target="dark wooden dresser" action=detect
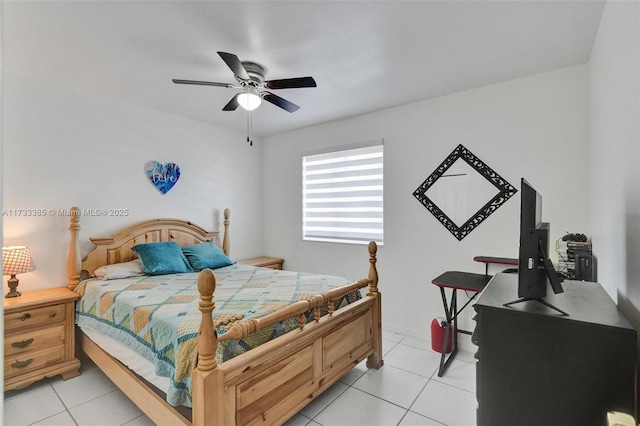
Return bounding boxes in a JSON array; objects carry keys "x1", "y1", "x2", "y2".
[{"x1": 473, "y1": 273, "x2": 637, "y2": 426}]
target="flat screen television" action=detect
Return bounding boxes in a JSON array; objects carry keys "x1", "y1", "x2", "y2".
[{"x1": 504, "y1": 178, "x2": 568, "y2": 316}]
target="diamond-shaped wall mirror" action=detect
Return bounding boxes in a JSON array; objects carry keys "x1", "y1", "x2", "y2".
[{"x1": 413, "y1": 144, "x2": 517, "y2": 241}]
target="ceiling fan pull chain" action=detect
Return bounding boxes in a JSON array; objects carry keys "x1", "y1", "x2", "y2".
[
  {"x1": 246, "y1": 111, "x2": 250, "y2": 144},
  {"x1": 249, "y1": 112, "x2": 253, "y2": 146},
  {"x1": 246, "y1": 111, "x2": 253, "y2": 146}
]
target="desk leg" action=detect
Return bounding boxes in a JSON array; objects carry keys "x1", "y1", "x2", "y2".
[{"x1": 438, "y1": 288, "x2": 459, "y2": 377}]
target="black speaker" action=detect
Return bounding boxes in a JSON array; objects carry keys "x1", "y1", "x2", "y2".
[{"x1": 574, "y1": 250, "x2": 593, "y2": 281}]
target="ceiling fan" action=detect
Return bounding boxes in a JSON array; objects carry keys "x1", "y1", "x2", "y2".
[{"x1": 173, "y1": 51, "x2": 316, "y2": 113}]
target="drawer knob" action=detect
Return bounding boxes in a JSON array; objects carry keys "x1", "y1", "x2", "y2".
[
  {"x1": 49, "y1": 312, "x2": 57, "y2": 318},
  {"x1": 19, "y1": 313, "x2": 31, "y2": 321},
  {"x1": 11, "y1": 338, "x2": 34, "y2": 349},
  {"x1": 11, "y1": 359, "x2": 33, "y2": 369}
]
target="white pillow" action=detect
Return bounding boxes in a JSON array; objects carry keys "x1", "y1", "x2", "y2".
[{"x1": 93, "y1": 259, "x2": 144, "y2": 280}]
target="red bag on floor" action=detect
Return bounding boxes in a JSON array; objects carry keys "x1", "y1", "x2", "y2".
[{"x1": 431, "y1": 318, "x2": 453, "y2": 353}]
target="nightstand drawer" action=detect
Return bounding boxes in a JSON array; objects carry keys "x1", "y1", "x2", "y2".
[
  {"x1": 5, "y1": 324, "x2": 65, "y2": 356},
  {"x1": 5, "y1": 303, "x2": 65, "y2": 332},
  {"x1": 4, "y1": 345, "x2": 65, "y2": 378},
  {"x1": 3, "y1": 288, "x2": 81, "y2": 391}
]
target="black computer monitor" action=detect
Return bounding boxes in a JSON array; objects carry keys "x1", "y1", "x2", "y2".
[{"x1": 504, "y1": 178, "x2": 567, "y2": 315}]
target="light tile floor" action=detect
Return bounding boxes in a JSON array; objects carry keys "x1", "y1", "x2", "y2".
[{"x1": 4, "y1": 331, "x2": 477, "y2": 426}]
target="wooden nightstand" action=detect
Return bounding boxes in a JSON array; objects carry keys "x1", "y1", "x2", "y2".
[
  {"x1": 237, "y1": 256, "x2": 284, "y2": 270},
  {"x1": 4, "y1": 287, "x2": 81, "y2": 391}
]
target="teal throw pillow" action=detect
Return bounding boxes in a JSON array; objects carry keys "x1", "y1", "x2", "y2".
[
  {"x1": 131, "y1": 241, "x2": 194, "y2": 275},
  {"x1": 181, "y1": 241, "x2": 233, "y2": 271}
]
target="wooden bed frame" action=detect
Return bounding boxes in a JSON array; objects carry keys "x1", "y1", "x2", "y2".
[{"x1": 66, "y1": 207, "x2": 383, "y2": 425}]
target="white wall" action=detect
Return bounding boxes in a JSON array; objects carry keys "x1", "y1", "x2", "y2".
[
  {"x1": 2, "y1": 74, "x2": 264, "y2": 291},
  {"x1": 263, "y1": 65, "x2": 590, "y2": 340},
  {"x1": 0, "y1": 0, "x2": 5, "y2": 402},
  {"x1": 589, "y1": 0, "x2": 640, "y2": 322}
]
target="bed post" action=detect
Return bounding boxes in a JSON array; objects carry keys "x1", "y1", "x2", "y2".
[
  {"x1": 366, "y1": 241, "x2": 384, "y2": 369},
  {"x1": 222, "y1": 208, "x2": 230, "y2": 256},
  {"x1": 68, "y1": 207, "x2": 81, "y2": 291},
  {"x1": 192, "y1": 269, "x2": 226, "y2": 425}
]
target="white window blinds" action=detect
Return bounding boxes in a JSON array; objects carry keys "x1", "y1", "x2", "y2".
[{"x1": 303, "y1": 142, "x2": 383, "y2": 245}]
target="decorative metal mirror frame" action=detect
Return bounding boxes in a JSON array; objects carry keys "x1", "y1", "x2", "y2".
[{"x1": 413, "y1": 144, "x2": 517, "y2": 241}]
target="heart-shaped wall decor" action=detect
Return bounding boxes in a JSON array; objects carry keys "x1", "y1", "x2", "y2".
[{"x1": 144, "y1": 161, "x2": 181, "y2": 195}]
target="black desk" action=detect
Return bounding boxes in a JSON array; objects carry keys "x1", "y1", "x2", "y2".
[
  {"x1": 431, "y1": 271, "x2": 492, "y2": 376},
  {"x1": 473, "y1": 256, "x2": 518, "y2": 275}
]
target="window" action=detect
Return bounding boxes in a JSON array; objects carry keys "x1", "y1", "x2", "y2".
[{"x1": 302, "y1": 141, "x2": 383, "y2": 245}]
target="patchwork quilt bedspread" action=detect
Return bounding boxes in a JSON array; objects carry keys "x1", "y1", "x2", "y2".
[{"x1": 75, "y1": 264, "x2": 359, "y2": 407}]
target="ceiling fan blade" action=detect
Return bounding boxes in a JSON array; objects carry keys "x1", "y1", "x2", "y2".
[
  {"x1": 264, "y1": 77, "x2": 317, "y2": 90},
  {"x1": 262, "y1": 91, "x2": 300, "y2": 113},
  {"x1": 172, "y1": 79, "x2": 234, "y2": 88},
  {"x1": 217, "y1": 51, "x2": 250, "y2": 81},
  {"x1": 222, "y1": 94, "x2": 240, "y2": 111}
]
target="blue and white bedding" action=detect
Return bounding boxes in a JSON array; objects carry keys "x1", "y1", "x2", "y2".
[{"x1": 75, "y1": 264, "x2": 359, "y2": 407}]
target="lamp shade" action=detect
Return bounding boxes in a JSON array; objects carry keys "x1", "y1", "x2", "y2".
[
  {"x1": 2, "y1": 246, "x2": 36, "y2": 276},
  {"x1": 237, "y1": 89, "x2": 262, "y2": 111}
]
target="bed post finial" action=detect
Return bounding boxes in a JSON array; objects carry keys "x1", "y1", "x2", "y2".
[
  {"x1": 68, "y1": 207, "x2": 81, "y2": 291},
  {"x1": 196, "y1": 269, "x2": 218, "y2": 372},
  {"x1": 367, "y1": 241, "x2": 378, "y2": 295},
  {"x1": 222, "y1": 208, "x2": 231, "y2": 256}
]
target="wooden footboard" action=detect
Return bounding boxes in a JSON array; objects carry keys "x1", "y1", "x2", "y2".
[
  {"x1": 68, "y1": 208, "x2": 382, "y2": 425},
  {"x1": 192, "y1": 242, "x2": 382, "y2": 425}
]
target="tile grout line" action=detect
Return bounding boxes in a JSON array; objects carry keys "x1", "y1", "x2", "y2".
[
  {"x1": 401, "y1": 378, "x2": 448, "y2": 426},
  {"x1": 46, "y1": 377, "x2": 80, "y2": 426},
  {"x1": 310, "y1": 365, "x2": 411, "y2": 426}
]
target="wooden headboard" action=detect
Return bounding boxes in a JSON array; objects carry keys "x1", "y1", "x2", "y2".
[{"x1": 67, "y1": 207, "x2": 230, "y2": 290}]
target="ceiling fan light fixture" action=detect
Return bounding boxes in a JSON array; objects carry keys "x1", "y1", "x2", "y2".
[
  {"x1": 237, "y1": 88, "x2": 262, "y2": 111},
  {"x1": 173, "y1": 51, "x2": 314, "y2": 114}
]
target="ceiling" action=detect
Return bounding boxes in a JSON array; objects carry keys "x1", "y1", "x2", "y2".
[{"x1": 3, "y1": 1, "x2": 605, "y2": 137}]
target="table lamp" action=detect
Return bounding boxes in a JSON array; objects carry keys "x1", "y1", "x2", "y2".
[{"x1": 2, "y1": 246, "x2": 36, "y2": 298}]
